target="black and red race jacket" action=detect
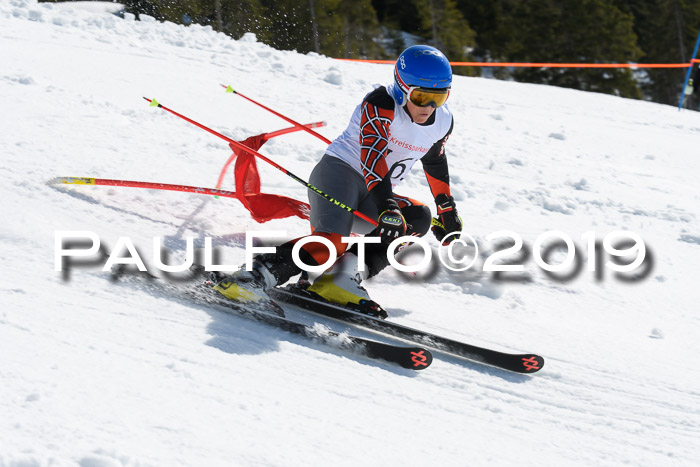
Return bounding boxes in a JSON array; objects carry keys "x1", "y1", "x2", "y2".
[{"x1": 325, "y1": 83, "x2": 453, "y2": 209}]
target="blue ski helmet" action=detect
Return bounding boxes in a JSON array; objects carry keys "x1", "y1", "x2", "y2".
[{"x1": 393, "y1": 45, "x2": 452, "y2": 106}]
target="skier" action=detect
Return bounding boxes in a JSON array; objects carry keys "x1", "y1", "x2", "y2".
[{"x1": 215, "y1": 45, "x2": 463, "y2": 317}]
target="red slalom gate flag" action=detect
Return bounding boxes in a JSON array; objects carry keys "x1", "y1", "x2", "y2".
[{"x1": 226, "y1": 134, "x2": 310, "y2": 223}]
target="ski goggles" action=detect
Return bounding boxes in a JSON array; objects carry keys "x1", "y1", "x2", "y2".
[{"x1": 407, "y1": 86, "x2": 450, "y2": 108}]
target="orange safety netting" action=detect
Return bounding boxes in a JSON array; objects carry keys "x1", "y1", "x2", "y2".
[{"x1": 337, "y1": 58, "x2": 699, "y2": 68}]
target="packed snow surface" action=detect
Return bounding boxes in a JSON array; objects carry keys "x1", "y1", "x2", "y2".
[{"x1": 2, "y1": 1, "x2": 700, "y2": 466}]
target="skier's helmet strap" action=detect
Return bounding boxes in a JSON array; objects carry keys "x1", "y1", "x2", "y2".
[{"x1": 393, "y1": 45, "x2": 452, "y2": 106}]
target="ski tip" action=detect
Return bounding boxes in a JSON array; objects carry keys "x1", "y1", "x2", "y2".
[
  {"x1": 405, "y1": 348, "x2": 433, "y2": 370},
  {"x1": 518, "y1": 354, "x2": 545, "y2": 373}
]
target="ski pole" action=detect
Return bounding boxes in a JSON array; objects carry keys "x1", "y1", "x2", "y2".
[
  {"x1": 221, "y1": 85, "x2": 332, "y2": 145},
  {"x1": 144, "y1": 98, "x2": 378, "y2": 227}
]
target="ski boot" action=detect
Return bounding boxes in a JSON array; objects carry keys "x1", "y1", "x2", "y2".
[
  {"x1": 213, "y1": 267, "x2": 275, "y2": 303},
  {"x1": 213, "y1": 251, "x2": 299, "y2": 303},
  {"x1": 307, "y1": 252, "x2": 387, "y2": 319}
]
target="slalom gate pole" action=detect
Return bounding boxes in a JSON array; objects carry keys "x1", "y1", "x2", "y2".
[
  {"x1": 264, "y1": 122, "x2": 326, "y2": 139},
  {"x1": 143, "y1": 97, "x2": 378, "y2": 227},
  {"x1": 679, "y1": 30, "x2": 700, "y2": 110},
  {"x1": 221, "y1": 85, "x2": 332, "y2": 145},
  {"x1": 49, "y1": 177, "x2": 243, "y2": 199}
]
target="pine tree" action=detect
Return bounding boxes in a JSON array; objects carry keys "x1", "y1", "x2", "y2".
[
  {"x1": 623, "y1": 0, "x2": 700, "y2": 104},
  {"x1": 413, "y1": 0, "x2": 477, "y2": 75},
  {"x1": 318, "y1": 0, "x2": 384, "y2": 58},
  {"x1": 487, "y1": 0, "x2": 643, "y2": 98},
  {"x1": 258, "y1": 0, "x2": 315, "y2": 52},
  {"x1": 218, "y1": 0, "x2": 272, "y2": 41}
]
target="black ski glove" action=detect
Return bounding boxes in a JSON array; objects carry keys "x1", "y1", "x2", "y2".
[
  {"x1": 377, "y1": 199, "x2": 407, "y2": 244},
  {"x1": 431, "y1": 194, "x2": 462, "y2": 245}
]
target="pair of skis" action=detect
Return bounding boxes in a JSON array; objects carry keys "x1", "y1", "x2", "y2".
[
  {"x1": 269, "y1": 285, "x2": 544, "y2": 374},
  {"x1": 180, "y1": 278, "x2": 544, "y2": 374}
]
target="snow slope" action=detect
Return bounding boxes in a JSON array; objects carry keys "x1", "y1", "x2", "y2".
[{"x1": 2, "y1": 1, "x2": 700, "y2": 465}]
